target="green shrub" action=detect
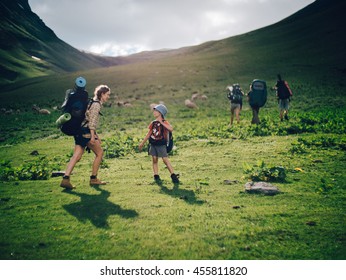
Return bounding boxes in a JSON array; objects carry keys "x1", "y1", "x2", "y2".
[
  {"x1": 103, "y1": 132, "x2": 139, "y2": 158},
  {"x1": 243, "y1": 161, "x2": 286, "y2": 182},
  {"x1": 289, "y1": 143, "x2": 308, "y2": 154},
  {"x1": 0, "y1": 157, "x2": 52, "y2": 181},
  {"x1": 17, "y1": 157, "x2": 51, "y2": 180},
  {"x1": 315, "y1": 178, "x2": 338, "y2": 194},
  {"x1": 297, "y1": 136, "x2": 346, "y2": 150},
  {"x1": 0, "y1": 160, "x2": 17, "y2": 181}
]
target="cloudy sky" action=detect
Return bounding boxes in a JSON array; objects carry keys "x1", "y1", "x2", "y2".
[{"x1": 28, "y1": 0, "x2": 314, "y2": 57}]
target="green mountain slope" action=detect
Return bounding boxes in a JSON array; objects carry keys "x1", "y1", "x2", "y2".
[
  {"x1": 0, "y1": 0, "x2": 120, "y2": 85},
  {"x1": 161, "y1": 0, "x2": 346, "y2": 83},
  {"x1": 1, "y1": 0, "x2": 345, "y2": 104},
  {"x1": 78, "y1": 0, "x2": 346, "y2": 93}
]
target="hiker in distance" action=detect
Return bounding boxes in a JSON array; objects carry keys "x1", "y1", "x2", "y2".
[
  {"x1": 60, "y1": 82, "x2": 111, "y2": 189},
  {"x1": 226, "y1": 83, "x2": 244, "y2": 125},
  {"x1": 274, "y1": 74, "x2": 293, "y2": 121},
  {"x1": 139, "y1": 104, "x2": 180, "y2": 184},
  {"x1": 247, "y1": 79, "x2": 268, "y2": 125},
  {"x1": 247, "y1": 83, "x2": 260, "y2": 124}
]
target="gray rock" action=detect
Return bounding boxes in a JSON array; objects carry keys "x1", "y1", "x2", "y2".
[{"x1": 245, "y1": 181, "x2": 280, "y2": 195}]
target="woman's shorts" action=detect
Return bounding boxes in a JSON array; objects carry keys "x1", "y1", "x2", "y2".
[
  {"x1": 279, "y1": 99, "x2": 290, "y2": 110},
  {"x1": 149, "y1": 144, "x2": 168, "y2": 158},
  {"x1": 74, "y1": 127, "x2": 92, "y2": 148}
]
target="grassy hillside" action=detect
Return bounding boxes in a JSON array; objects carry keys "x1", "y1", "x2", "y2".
[
  {"x1": 0, "y1": 0, "x2": 345, "y2": 260},
  {"x1": 0, "y1": 0, "x2": 121, "y2": 85},
  {"x1": 1, "y1": 0, "x2": 345, "y2": 107}
]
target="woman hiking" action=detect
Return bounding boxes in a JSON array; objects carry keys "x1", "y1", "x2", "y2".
[{"x1": 60, "y1": 84, "x2": 111, "y2": 189}]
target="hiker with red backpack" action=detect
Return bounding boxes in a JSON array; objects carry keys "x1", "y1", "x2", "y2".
[
  {"x1": 139, "y1": 104, "x2": 179, "y2": 184},
  {"x1": 274, "y1": 74, "x2": 293, "y2": 121},
  {"x1": 60, "y1": 80, "x2": 111, "y2": 189}
]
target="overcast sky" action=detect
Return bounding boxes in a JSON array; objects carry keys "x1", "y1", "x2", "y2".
[{"x1": 28, "y1": 0, "x2": 315, "y2": 57}]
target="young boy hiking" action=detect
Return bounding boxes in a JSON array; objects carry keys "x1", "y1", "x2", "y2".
[{"x1": 139, "y1": 104, "x2": 179, "y2": 184}]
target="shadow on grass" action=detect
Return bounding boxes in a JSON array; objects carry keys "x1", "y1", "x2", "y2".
[
  {"x1": 157, "y1": 181, "x2": 205, "y2": 205},
  {"x1": 62, "y1": 185, "x2": 138, "y2": 229}
]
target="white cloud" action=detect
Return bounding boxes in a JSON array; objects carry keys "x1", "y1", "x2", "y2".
[
  {"x1": 89, "y1": 42, "x2": 147, "y2": 56},
  {"x1": 204, "y1": 11, "x2": 236, "y2": 27},
  {"x1": 29, "y1": 0, "x2": 315, "y2": 56}
]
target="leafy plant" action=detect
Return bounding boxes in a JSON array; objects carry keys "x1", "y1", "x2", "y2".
[
  {"x1": 16, "y1": 157, "x2": 51, "y2": 180},
  {"x1": 0, "y1": 160, "x2": 17, "y2": 181},
  {"x1": 289, "y1": 143, "x2": 308, "y2": 154},
  {"x1": 297, "y1": 136, "x2": 346, "y2": 150},
  {"x1": 315, "y1": 178, "x2": 336, "y2": 194},
  {"x1": 103, "y1": 132, "x2": 139, "y2": 158},
  {"x1": 0, "y1": 157, "x2": 52, "y2": 181},
  {"x1": 243, "y1": 161, "x2": 286, "y2": 182}
]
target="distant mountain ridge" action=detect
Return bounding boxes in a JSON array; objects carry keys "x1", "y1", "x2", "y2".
[
  {"x1": 0, "y1": 0, "x2": 121, "y2": 85},
  {"x1": 1, "y1": 0, "x2": 345, "y2": 88}
]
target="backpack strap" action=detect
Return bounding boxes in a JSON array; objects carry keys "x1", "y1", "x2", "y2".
[
  {"x1": 87, "y1": 99, "x2": 103, "y2": 115},
  {"x1": 81, "y1": 100, "x2": 103, "y2": 127}
]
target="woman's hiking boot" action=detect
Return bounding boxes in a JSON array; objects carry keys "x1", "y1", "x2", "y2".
[
  {"x1": 90, "y1": 178, "x2": 107, "y2": 186},
  {"x1": 171, "y1": 173, "x2": 180, "y2": 184},
  {"x1": 60, "y1": 178, "x2": 75, "y2": 189}
]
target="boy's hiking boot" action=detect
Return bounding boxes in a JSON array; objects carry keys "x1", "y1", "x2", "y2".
[
  {"x1": 171, "y1": 173, "x2": 180, "y2": 184},
  {"x1": 60, "y1": 178, "x2": 75, "y2": 189},
  {"x1": 90, "y1": 178, "x2": 106, "y2": 186}
]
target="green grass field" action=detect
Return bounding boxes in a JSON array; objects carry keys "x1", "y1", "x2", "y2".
[
  {"x1": 0, "y1": 0, "x2": 345, "y2": 260},
  {"x1": 0, "y1": 81, "x2": 345, "y2": 259}
]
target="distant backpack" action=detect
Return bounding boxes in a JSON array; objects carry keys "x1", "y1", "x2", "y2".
[
  {"x1": 248, "y1": 79, "x2": 267, "y2": 108},
  {"x1": 59, "y1": 88, "x2": 89, "y2": 136},
  {"x1": 276, "y1": 80, "x2": 292, "y2": 99},
  {"x1": 149, "y1": 120, "x2": 174, "y2": 152},
  {"x1": 227, "y1": 84, "x2": 243, "y2": 104}
]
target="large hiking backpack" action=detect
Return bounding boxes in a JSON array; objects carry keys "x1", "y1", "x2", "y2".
[
  {"x1": 149, "y1": 120, "x2": 174, "y2": 153},
  {"x1": 59, "y1": 88, "x2": 89, "y2": 136},
  {"x1": 248, "y1": 79, "x2": 267, "y2": 108},
  {"x1": 227, "y1": 84, "x2": 243, "y2": 104},
  {"x1": 277, "y1": 80, "x2": 291, "y2": 99}
]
